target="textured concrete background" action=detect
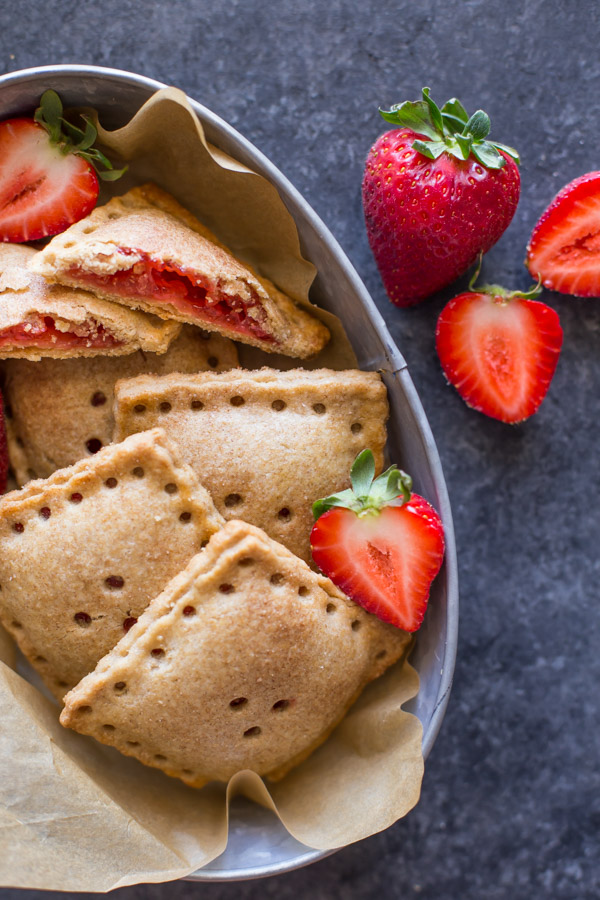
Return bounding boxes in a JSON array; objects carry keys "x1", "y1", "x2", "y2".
[{"x1": 0, "y1": 0, "x2": 599, "y2": 897}]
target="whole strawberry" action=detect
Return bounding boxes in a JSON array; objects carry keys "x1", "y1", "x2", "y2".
[{"x1": 362, "y1": 88, "x2": 520, "y2": 306}]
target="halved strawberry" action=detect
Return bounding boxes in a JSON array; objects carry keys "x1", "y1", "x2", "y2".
[
  {"x1": 526, "y1": 171, "x2": 600, "y2": 296},
  {"x1": 0, "y1": 90, "x2": 125, "y2": 243},
  {"x1": 310, "y1": 450, "x2": 444, "y2": 631},
  {"x1": 436, "y1": 272, "x2": 563, "y2": 424},
  {"x1": 0, "y1": 389, "x2": 8, "y2": 493}
]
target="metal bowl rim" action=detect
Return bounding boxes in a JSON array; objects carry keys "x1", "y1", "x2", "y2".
[{"x1": 0, "y1": 64, "x2": 459, "y2": 883}]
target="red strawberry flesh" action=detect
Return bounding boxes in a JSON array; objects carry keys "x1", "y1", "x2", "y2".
[
  {"x1": 311, "y1": 497, "x2": 444, "y2": 632},
  {"x1": 0, "y1": 119, "x2": 98, "y2": 242},
  {"x1": 436, "y1": 290, "x2": 563, "y2": 423},
  {"x1": 526, "y1": 171, "x2": 600, "y2": 296}
]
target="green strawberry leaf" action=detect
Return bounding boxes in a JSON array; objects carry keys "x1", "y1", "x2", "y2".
[
  {"x1": 312, "y1": 488, "x2": 358, "y2": 520},
  {"x1": 441, "y1": 97, "x2": 469, "y2": 127},
  {"x1": 313, "y1": 450, "x2": 413, "y2": 520},
  {"x1": 493, "y1": 141, "x2": 521, "y2": 164},
  {"x1": 421, "y1": 87, "x2": 445, "y2": 134},
  {"x1": 97, "y1": 166, "x2": 129, "y2": 181},
  {"x1": 379, "y1": 89, "x2": 520, "y2": 170},
  {"x1": 33, "y1": 90, "x2": 127, "y2": 181},
  {"x1": 350, "y1": 449, "x2": 376, "y2": 498},
  {"x1": 379, "y1": 100, "x2": 439, "y2": 140},
  {"x1": 412, "y1": 139, "x2": 447, "y2": 160},
  {"x1": 470, "y1": 142, "x2": 505, "y2": 169},
  {"x1": 463, "y1": 110, "x2": 490, "y2": 141},
  {"x1": 454, "y1": 133, "x2": 472, "y2": 159}
]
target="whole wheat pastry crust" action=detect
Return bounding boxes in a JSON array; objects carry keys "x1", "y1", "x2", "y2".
[
  {"x1": 0, "y1": 428, "x2": 224, "y2": 698},
  {"x1": 2, "y1": 324, "x2": 239, "y2": 485},
  {"x1": 113, "y1": 366, "x2": 389, "y2": 565},
  {"x1": 60, "y1": 520, "x2": 410, "y2": 786},
  {"x1": 30, "y1": 184, "x2": 330, "y2": 359},
  {"x1": 0, "y1": 244, "x2": 179, "y2": 359}
]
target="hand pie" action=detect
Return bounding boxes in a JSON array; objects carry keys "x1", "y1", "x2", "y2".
[
  {"x1": 3, "y1": 325, "x2": 238, "y2": 485},
  {"x1": 60, "y1": 520, "x2": 411, "y2": 785},
  {"x1": 30, "y1": 183, "x2": 330, "y2": 359},
  {"x1": 0, "y1": 244, "x2": 179, "y2": 359},
  {"x1": 0, "y1": 428, "x2": 223, "y2": 698},
  {"x1": 113, "y1": 367, "x2": 388, "y2": 564}
]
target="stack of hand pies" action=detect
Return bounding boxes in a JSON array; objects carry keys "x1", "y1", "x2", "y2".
[{"x1": 0, "y1": 184, "x2": 410, "y2": 787}]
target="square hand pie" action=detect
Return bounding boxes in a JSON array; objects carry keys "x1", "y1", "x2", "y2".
[
  {"x1": 0, "y1": 244, "x2": 179, "y2": 359},
  {"x1": 30, "y1": 183, "x2": 330, "y2": 359},
  {"x1": 113, "y1": 367, "x2": 388, "y2": 564},
  {"x1": 3, "y1": 324, "x2": 238, "y2": 485},
  {"x1": 60, "y1": 520, "x2": 411, "y2": 785},
  {"x1": 0, "y1": 428, "x2": 223, "y2": 698}
]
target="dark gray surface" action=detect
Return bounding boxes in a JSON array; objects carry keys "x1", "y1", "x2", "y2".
[{"x1": 0, "y1": 1, "x2": 598, "y2": 898}]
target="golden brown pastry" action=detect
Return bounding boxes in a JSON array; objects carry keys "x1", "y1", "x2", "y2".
[
  {"x1": 3, "y1": 325, "x2": 238, "y2": 485},
  {"x1": 30, "y1": 184, "x2": 330, "y2": 359},
  {"x1": 113, "y1": 367, "x2": 388, "y2": 564},
  {"x1": 0, "y1": 243, "x2": 179, "y2": 359},
  {"x1": 60, "y1": 520, "x2": 410, "y2": 785},
  {"x1": 0, "y1": 428, "x2": 223, "y2": 698}
]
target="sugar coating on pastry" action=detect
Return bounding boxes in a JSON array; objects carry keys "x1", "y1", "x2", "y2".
[
  {"x1": 2, "y1": 325, "x2": 238, "y2": 485},
  {"x1": 0, "y1": 243, "x2": 180, "y2": 359},
  {"x1": 0, "y1": 428, "x2": 224, "y2": 698},
  {"x1": 60, "y1": 520, "x2": 410, "y2": 785},
  {"x1": 30, "y1": 183, "x2": 330, "y2": 359},
  {"x1": 113, "y1": 367, "x2": 388, "y2": 564}
]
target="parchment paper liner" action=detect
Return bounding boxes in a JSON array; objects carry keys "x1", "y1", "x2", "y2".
[{"x1": 0, "y1": 87, "x2": 424, "y2": 889}]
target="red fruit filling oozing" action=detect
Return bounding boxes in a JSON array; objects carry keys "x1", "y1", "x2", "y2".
[
  {"x1": 0, "y1": 315, "x2": 122, "y2": 350},
  {"x1": 67, "y1": 253, "x2": 277, "y2": 344}
]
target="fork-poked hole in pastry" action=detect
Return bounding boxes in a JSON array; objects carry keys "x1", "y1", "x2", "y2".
[
  {"x1": 64, "y1": 255, "x2": 278, "y2": 346},
  {"x1": 0, "y1": 315, "x2": 124, "y2": 352}
]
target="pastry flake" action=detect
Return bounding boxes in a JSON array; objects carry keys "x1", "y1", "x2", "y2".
[
  {"x1": 0, "y1": 244, "x2": 179, "y2": 359},
  {"x1": 113, "y1": 367, "x2": 389, "y2": 564},
  {"x1": 0, "y1": 428, "x2": 223, "y2": 697},
  {"x1": 60, "y1": 520, "x2": 411, "y2": 785},
  {"x1": 30, "y1": 184, "x2": 330, "y2": 359},
  {"x1": 2, "y1": 324, "x2": 238, "y2": 485}
]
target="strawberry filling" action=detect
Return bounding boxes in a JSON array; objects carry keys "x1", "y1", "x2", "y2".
[
  {"x1": 0, "y1": 315, "x2": 121, "y2": 350},
  {"x1": 67, "y1": 254, "x2": 276, "y2": 344}
]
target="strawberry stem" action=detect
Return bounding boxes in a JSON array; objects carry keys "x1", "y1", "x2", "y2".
[
  {"x1": 468, "y1": 256, "x2": 543, "y2": 301},
  {"x1": 379, "y1": 87, "x2": 520, "y2": 170},
  {"x1": 34, "y1": 90, "x2": 127, "y2": 182}
]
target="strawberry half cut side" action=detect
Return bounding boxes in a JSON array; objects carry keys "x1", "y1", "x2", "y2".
[
  {"x1": 0, "y1": 90, "x2": 126, "y2": 243},
  {"x1": 436, "y1": 271, "x2": 563, "y2": 424},
  {"x1": 310, "y1": 450, "x2": 445, "y2": 631},
  {"x1": 526, "y1": 171, "x2": 600, "y2": 296},
  {"x1": 65, "y1": 255, "x2": 277, "y2": 345}
]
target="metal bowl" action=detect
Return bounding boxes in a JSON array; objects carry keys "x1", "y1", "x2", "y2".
[{"x1": 0, "y1": 65, "x2": 458, "y2": 882}]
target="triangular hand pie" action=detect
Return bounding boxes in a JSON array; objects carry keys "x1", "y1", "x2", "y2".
[
  {"x1": 113, "y1": 367, "x2": 388, "y2": 564},
  {"x1": 0, "y1": 428, "x2": 223, "y2": 697},
  {"x1": 3, "y1": 324, "x2": 238, "y2": 485},
  {"x1": 60, "y1": 520, "x2": 410, "y2": 785},
  {"x1": 30, "y1": 184, "x2": 330, "y2": 359},
  {"x1": 0, "y1": 244, "x2": 179, "y2": 359}
]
